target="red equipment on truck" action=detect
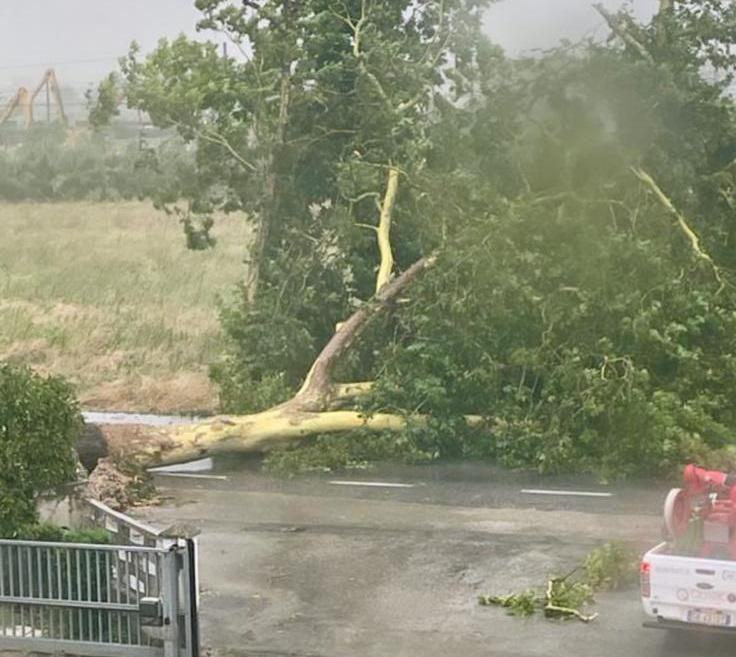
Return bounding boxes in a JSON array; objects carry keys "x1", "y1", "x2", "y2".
[{"x1": 663, "y1": 464, "x2": 736, "y2": 560}]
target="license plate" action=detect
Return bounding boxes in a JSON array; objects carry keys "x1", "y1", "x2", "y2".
[{"x1": 687, "y1": 609, "x2": 731, "y2": 627}]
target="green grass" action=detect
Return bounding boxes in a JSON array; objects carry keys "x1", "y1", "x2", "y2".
[{"x1": 0, "y1": 201, "x2": 249, "y2": 412}]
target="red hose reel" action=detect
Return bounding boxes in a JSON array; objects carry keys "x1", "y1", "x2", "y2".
[{"x1": 664, "y1": 464, "x2": 736, "y2": 559}]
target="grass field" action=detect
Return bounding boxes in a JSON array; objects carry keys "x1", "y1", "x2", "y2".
[{"x1": 0, "y1": 201, "x2": 249, "y2": 413}]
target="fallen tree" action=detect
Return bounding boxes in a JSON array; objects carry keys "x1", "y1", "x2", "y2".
[
  {"x1": 82, "y1": 170, "x2": 444, "y2": 471},
  {"x1": 144, "y1": 255, "x2": 437, "y2": 466},
  {"x1": 78, "y1": 0, "x2": 736, "y2": 491}
]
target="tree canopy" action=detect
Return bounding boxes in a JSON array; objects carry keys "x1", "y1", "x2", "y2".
[{"x1": 93, "y1": 0, "x2": 736, "y2": 478}]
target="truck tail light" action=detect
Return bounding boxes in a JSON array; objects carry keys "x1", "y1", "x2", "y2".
[{"x1": 640, "y1": 561, "x2": 651, "y2": 598}]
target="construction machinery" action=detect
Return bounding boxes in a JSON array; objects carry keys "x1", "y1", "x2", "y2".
[{"x1": 0, "y1": 69, "x2": 68, "y2": 129}]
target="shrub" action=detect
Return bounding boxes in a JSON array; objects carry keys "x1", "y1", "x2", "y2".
[{"x1": 0, "y1": 363, "x2": 82, "y2": 536}]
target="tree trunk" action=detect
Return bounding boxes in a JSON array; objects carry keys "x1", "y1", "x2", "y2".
[
  {"x1": 244, "y1": 1, "x2": 294, "y2": 302},
  {"x1": 79, "y1": 255, "x2": 437, "y2": 469}
]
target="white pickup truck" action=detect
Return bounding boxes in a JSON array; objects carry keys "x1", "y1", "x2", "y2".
[{"x1": 641, "y1": 542, "x2": 736, "y2": 633}]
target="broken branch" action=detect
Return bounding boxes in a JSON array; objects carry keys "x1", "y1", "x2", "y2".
[
  {"x1": 632, "y1": 167, "x2": 726, "y2": 291},
  {"x1": 376, "y1": 167, "x2": 399, "y2": 293},
  {"x1": 593, "y1": 4, "x2": 655, "y2": 66}
]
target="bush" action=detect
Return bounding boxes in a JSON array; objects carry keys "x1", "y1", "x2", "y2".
[
  {"x1": 17, "y1": 522, "x2": 110, "y2": 544},
  {"x1": 0, "y1": 363, "x2": 82, "y2": 536}
]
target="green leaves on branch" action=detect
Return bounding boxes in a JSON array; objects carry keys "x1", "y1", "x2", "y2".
[
  {"x1": 0, "y1": 363, "x2": 82, "y2": 536},
  {"x1": 479, "y1": 542, "x2": 638, "y2": 622},
  {"x1": 583, "y1": 541, "x2": 640, "y2": 591},
  {"x1": 479, "y1": 577, "x2": 596, "y2": 622}
]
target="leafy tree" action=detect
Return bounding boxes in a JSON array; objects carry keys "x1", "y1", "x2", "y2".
[
  {"x1": 91, "y1": 0, "x2": 736, "y2": 479},
  {"x1": 86, "y1": 73, "x2": 122, "y2": 131},
  {"x1": 0, "y1": 364, "x2": 82, "y2": 536},
  {"x1": 362, "y1": 0, "x2": 736, "y2": 476},
  {"x1": 117, "y1": 0, "x2": 496, "y2": 406}
]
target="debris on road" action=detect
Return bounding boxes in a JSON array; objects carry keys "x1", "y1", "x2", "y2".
[{"x1": 479, "y1": 541, "x2": 638, "y2": 622}]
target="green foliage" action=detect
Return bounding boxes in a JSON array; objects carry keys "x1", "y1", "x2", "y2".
[
  {"x1": 479, "y1": 575, "x2": 596, "y2": 621},
  {"x1": 17, "y1": 522, "x2": 110, "y2": 544},
  {"x1": 583, "y1": 541, "x2": 639, "y2": 591},
  {"x1": 86, "y1": 73, "x2": 122, "y2": 130},
  {"x1": 0, "y1": 125, "x2": 194, "y2": 203},
  {"x1": 213, "y1": 367, "x2": 293, "y2": 415},
  {"x1": 546, "y1": 577, "x2": 595, "y2": 617},
  {"x1": 118, "y1": 0, "x2": 495, "y2": 413},
  {"x1": 480, "y1": 542, "x2": 637, "y2": 622},
  {"x1": 364, "y1": 8, "x2": 736, "y2": 476},
  {"x1": 479, "y1": 590, "x2": 537, "y2": 617},
  {"x1": 110, "y1": 1, "x2": 736, "y2": 477},
  {"x1": 264, "y1": 426, "x2": 433, "y2": 474},
  {"x1": 0, "y1": 363, "x2": 82, "y2": 536}
]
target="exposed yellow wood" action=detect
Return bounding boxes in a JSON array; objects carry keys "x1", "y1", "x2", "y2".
[
  {"x1": 148, "y1": 409, "x2": 410, "y2": 465},
  {"x1": 632, "y1": 167, "x2": 725, "y2": 290},
  {"x1": 376, "y1": 166, "x2": 399, "y2": 293},
  {"x1": 142, "y1": 408, "x2": 485, "y2": 466}
]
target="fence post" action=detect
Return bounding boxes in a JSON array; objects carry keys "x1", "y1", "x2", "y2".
[
  {"x1": 181, "y1": 539, "x2": 199, "y2": 657},
  {"x1": 162, "y1": 547, "x2": 180, "y2": 657}
]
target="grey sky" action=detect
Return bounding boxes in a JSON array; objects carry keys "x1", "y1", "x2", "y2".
[
  {"x1": 0, "y1": 0, "x2": 659, "y2": 98},
  {"x1": 484, "y1": 0, "x2": 658, "y2": 54}
]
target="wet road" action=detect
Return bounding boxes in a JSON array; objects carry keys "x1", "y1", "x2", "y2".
[{"x1": 132, "y1": 461, "x2": 735, "y2": 657}]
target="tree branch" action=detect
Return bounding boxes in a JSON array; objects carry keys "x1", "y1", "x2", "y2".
[
  {"x1": 333, "y1": 381, "x2": 375, "y2": 400},
  {"x1": 376, "y1": 166, "x2": 399, "y2": 292},
  {"x1": 632, "y1": 167, "x2": 726, "y2": 291},
  {"x1": 593, "y1": 4, "x2": 655, "y2": 65},
  {"x1": 164, "y1": 115, "x2": 257, "y2": 172},
  {"x1": 294, "y1": 254, "x2": 437, "y2": 409},
  {"x1": 199, "y1": 126, "x2": 257, "y2": 172}
]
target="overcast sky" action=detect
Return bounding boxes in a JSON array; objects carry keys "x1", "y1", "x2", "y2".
[{"x1": 0, "y1": 0, "x2": 659, "y2": 100}]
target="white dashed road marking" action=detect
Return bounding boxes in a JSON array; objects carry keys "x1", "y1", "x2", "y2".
[
  {"x1": 329, "y1": 481, "x2": 415, "y2": 489},
  {"x1": 521, "y1": 489, "x2": 612, "y2": 498}
]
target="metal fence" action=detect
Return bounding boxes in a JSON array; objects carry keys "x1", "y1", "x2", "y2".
[
  {"x1": 0, "y1": 502, "x2": 199, "y2": 657},
  {"x1": 84, "y1": 498, "x2": 175, "y2": 550}
]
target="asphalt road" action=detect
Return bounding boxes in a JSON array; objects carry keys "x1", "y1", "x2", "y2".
[{"x1": 133, "y1": 461, "x2": 736, "y2": 657}]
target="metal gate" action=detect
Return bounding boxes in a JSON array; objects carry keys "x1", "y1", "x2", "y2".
[{"x1": 0, "y1": 538, "x2": 198, "y2": 657}]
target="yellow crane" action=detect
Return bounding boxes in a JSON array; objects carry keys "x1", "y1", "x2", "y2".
[{"x1": 0, "y1": 69, "x2": 68, "y2": 129}]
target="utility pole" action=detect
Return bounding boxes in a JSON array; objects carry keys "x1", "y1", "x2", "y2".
[{"x1": 45, "y1": 79, "x2": 50, "y2": 124}]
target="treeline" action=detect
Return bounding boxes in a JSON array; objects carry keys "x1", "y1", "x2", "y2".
[{"x1": 0, "y1": 125, "x2": 193, "y2": 202}]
